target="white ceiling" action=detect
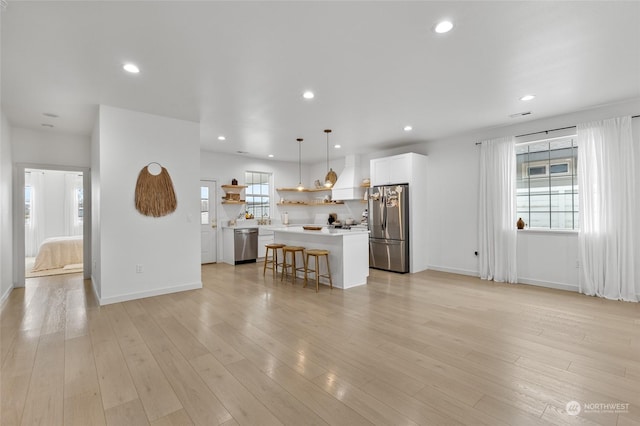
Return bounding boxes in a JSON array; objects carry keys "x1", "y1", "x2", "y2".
[{"x1": 2, "y1": 1, "x2": 639, "y2": 162}]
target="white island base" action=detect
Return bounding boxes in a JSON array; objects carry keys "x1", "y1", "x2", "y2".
[{"x1": 273, "y1": 227, "x2": 369, "y2": 289}]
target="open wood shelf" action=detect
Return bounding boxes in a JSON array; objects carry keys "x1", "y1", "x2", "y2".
[
  {"x1": 276, "y1": 187, "x2": 331, "y2": 192},
  {"x1": 277, "y1": 201, "x2": 344, "y2": 206}
]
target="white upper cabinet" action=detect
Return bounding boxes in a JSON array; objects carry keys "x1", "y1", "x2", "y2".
[{"x1": 370, "y1": 153, "x2": 413, "y2": 186}]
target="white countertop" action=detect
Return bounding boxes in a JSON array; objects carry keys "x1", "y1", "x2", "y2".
[{"x1": 273, "y1": 226, "x2": 369, "y2": 236}]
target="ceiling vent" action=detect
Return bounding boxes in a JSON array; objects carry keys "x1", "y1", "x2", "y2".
[{"x1": 509, "y1": 111, "x2": 532, "y2": 118}]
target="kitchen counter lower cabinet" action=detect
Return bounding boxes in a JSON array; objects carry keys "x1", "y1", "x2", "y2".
[
  {"x1": 273, "y1": 228, "x2": 369, "y2": 289},
  {"x1": 258, "y1": 233, "x2": 274, "y2": 259}
]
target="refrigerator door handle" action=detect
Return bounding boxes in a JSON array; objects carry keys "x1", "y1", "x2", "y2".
[{"x1": 381, "y1": 193, "x2": 387, "y2": 232}]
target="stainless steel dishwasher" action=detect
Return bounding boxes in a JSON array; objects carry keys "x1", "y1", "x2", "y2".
[{"x1": 234, "y1": 228, "x2": 258, "y2": 264}]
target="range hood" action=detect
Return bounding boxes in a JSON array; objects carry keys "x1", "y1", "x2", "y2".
[{"x1": 331, "y1": 155, "x2": 362, "y2": 200}]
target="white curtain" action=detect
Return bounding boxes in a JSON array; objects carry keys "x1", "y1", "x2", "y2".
[
  {"x1": 478, "y1": 136, "x2": 517, "y2": 283},
  {"x1": 64, "y1": 173, "x2": 83, "y2": 236},
  {"x1": 25, "y1": 171, "x2": 45, "y2": 257},
  {"x1": 577, "y1": 116, "x2": 637, "y2": 301}
]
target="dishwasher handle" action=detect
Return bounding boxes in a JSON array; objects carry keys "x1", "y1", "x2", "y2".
[{"x1": 235, "y1": 228, "x2": 258, "y2": 234}]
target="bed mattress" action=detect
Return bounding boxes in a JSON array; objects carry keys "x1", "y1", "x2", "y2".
[{"x1": 32, "y1": 236, "x2": 83, "y2": 272}]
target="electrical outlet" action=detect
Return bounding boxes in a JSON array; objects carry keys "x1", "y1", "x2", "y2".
[{"x1": 136, "y1": 264, "x2": 143, "y2": 273}]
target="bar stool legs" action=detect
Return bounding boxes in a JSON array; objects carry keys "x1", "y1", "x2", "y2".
[
  {"x1": 281, "y1": 246, "x2": 306, "y2": 284},
  {"x1": 304, "y1": 249, "x2": 333, "y2": 292},
  {"x1": 263, "y1": 243, "x2": 285, "y2": 278}
]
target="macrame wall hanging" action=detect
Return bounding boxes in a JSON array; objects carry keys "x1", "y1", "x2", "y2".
[{"x1": 135, "y1": 162, "x2": 177, "y2": 217}]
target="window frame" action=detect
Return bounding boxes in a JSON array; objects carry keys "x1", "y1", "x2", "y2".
[
  {"x1": 244, "y1": 171, "x2": 272, "y2": 219},
  {"x1": 516, "y1": 135, "x2": 579, "y2": 231}
]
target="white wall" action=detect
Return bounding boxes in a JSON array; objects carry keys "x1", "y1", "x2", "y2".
[
  {"x1": 516, "y1": 230, "x2": 579, "y2": 291},
  {"x1": 11, "y1": 127, "x2": 90, "y2": 167},
  {"x1": 422, "y1": 98, "x2": 640, "y2": 291},
  {"x1": 1, "y1": 113, "x2": 14, "y2": 303},
  {"x1": 95, "y1": 106, "x2": 200, "y2": 304}
]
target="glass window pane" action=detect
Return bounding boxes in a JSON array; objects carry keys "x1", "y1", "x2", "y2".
[
  {"x1": 201, "y1": 186, "x2": 209, "y2": 198},
  {"x1": 529, "y1": 178, "x2": 550, "y2": 192},
  {"x1": 529, "y1": 194, "x2": 550, "y2": 212},
  {"x1": 549, "y1": 137, "x2": 576, "y2": 151},
  {"x1": 551, "y1": 212, "x2": 573, "y2": 229},
  {"x1": 550, "y1": 193, "x2": 574, "y2": 211},
  {"x1": 530, "y1": 212, "x2": 551, "y2": 228},
  {"x1": 201, "y1": 212, "x2": 209, "y2": 225},
  {"x1": 516, "y1": 194, "x2": 530, "y2": 210}
]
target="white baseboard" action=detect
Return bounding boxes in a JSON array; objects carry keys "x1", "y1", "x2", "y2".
[
  {"x1": 516, "y1": 277, "x2": 579, "y2": 292},
  {"x1": 428, "y1": 264, "x2": 580, "y2": 293},
  {"x1": 0, "y1": 285, "x2": 13, "y2": 307},
  {"x1": 427, "y1": 265, "x2": 480, "y2": 278},
  {"x1": 98, "y1": 281, "x2": 203, "y2": 306}
]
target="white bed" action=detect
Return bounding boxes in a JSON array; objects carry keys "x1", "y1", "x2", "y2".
[{"x1": 32, "y1": 236, "x2": 83, "y2": 272}]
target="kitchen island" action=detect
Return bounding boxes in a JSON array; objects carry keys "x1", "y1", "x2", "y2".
[{"x1": 273, "y1": 226, "x2": 369, "y2": 289}]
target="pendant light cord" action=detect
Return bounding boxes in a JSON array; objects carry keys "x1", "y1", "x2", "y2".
[
  {"x1": 324, "y1": 129, "x2": 333, "y2": 187},
  {"x1": 297, "y1": 138, "x2": 303, "y2": 189},
  {"x1": 299, "y1": 141, "x2": 302, "y2": 184},
  {"x1": 326, "y1": 131, "x2": 330, "y2": 171}
]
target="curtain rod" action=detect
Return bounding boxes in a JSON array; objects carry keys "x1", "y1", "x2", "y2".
[{"x1": 475, "y1": 114, "x2": 640, "y2": 145}]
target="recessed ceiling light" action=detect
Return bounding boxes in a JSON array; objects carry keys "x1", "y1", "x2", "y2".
[
  {"x1": 404, "y1": 125, "x2": 413, "y2": 131},
  {"x1": 303, "y1": 91, "x2": 315, "y2": 99},
  {"x1": 123, "y1": 63, "x2": 140, "y2": 74},
  {"x1": 435, "y1": 20, "x2": 453, "y2": 34},
  {"x1": 43, "y1": 112, "x2": 59, "y2": 118},
  {"x1": 217, "y1": 136, "x2": 226, "y2": 141},
  {"x1": 268, "y1": 154, "x2": 274, "y2": 158},
  {"x1": 41, "y1": 123, "x2": 54, "y2": 128},
  {"x1": 334, "y1": 144, "x2": 341, "y2": 149},
  {"x1": 520, "y1": 94, "x2": 536, "y2": 101}
]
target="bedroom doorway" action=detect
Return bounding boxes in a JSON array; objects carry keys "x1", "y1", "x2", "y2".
[
  {"x1": 24, "y1": 168, "x2": 84, "y2": 279},
  {"x1": 15, "y1": 164, "x2": 91, "y2": 287}
]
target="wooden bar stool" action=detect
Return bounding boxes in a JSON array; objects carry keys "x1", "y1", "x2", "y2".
[
  {"x1": 281, "y1": 246, "x2": 306, "y2": 284},
  {"x1": 263, "y1": 243, "x2": 285, "y2": 278},
  {"x1": 304, "y1": 249, "x2": 333, "y2": 292}
]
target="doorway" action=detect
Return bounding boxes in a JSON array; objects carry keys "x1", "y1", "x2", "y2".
[
  {"x1": 200, "y1": 180, "x2": 217, "y2": 264},
  {"x1": 15, "y1": 164, "x2": 91, "y2": 287},
  {"x1": 24, "y1": 168, "x2": 84, "y2": 278}
]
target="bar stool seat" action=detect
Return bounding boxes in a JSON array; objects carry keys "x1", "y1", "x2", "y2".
[
  {"x1": 263, "y1": 243, "x2": 285, "y2": 278},
  {"x1": 281, "y1": 246, "x2": 306, "y2": 284},
  {"x1": 304, "y1": 249, "x2": 333, "y2": 292}
]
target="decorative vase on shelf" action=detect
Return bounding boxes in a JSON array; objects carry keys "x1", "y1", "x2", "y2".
[
  {"x1": 231, "y1": 178, "x2": 238, "y2": 186},
  {"x1": 517, "y1": 217, "x2": 525, "y2": 229}
]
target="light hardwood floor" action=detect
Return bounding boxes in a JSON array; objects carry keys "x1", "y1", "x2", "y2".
[{"x1": 1, "y1": 263, "x2": 639, "y2": 425}]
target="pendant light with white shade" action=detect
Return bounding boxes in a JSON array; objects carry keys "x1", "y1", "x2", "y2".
[
  {"x1": 296, "y1": 138, "x2": 304, "y2": 191},
  {"x1": 324, "y1": 129, "x2": 337, "y2": 188}
]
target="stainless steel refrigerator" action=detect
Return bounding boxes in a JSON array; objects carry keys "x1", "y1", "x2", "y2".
[{"x1": 368, "y1": 184, "x2": 409, "y2": 273}]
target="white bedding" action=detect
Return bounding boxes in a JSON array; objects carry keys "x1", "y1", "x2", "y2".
[{"x1": 32, "y1": 236, "x2": 83, "y2": 272}]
